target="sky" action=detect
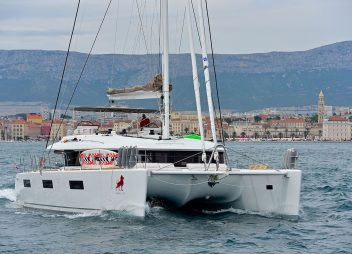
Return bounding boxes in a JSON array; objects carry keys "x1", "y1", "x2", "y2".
[{"x1": 0, "y1": 0, "x2": 351, "y2": 54}]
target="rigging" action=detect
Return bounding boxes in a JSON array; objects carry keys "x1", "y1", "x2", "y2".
[
  {"x1": 205, "y1": 0, "x2": 225, "y2": 143},
  {"x1": 48, "y1": 0, "x2": 113, "y2": 156},
  {"x1": 45, "y1": 0, "x2": 81, "y2": 150}
]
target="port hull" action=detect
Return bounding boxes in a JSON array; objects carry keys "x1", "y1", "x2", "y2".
[{"x1": 15, "y1": 169, "x2": 148, "y2": 217}]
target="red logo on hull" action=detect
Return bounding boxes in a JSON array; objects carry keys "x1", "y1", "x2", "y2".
[{"x1": 115, "y1": 175, "x2": 124, "y2": 191}]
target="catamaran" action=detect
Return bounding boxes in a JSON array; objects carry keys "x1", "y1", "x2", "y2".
[{"x1": 15, "y1": 0, "x2": 301, "y2": 217}]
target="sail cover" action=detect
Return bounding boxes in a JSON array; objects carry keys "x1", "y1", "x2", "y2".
[{"x1": 107, "y1": 74, "x2": 172, "y2": 100}]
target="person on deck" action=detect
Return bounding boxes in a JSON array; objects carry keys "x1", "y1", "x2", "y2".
[{"x1": 140, "y1": 114, "x2": 150, "y2": 129}]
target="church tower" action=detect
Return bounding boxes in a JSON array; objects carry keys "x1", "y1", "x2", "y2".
[{"x1": 318, "y1": 90, "x2": 325, "y2": 123}]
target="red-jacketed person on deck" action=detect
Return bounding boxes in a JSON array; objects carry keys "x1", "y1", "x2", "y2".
[{"x1": 140, "y1": 114, "x2": 150, "y2": 129}]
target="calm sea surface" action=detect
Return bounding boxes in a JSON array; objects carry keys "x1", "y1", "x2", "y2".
[{"x1": 0, "y1": 141, "x2": 351, "y2": 253}]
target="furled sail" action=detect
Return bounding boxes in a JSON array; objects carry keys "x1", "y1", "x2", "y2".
[{"x1": 107, "y1": 74, "x2": 172, "y2": 100}]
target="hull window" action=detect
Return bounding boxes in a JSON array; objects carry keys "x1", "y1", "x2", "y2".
[
  {"x1": 42, "y1": 180, "x2": 53, "y2": 189},
  {"x1": 69, "y1": 181, "x2": 84, "y2": 190},
  {"x1": 23, "y1": 179, "x2": 31, "y2": 188}
]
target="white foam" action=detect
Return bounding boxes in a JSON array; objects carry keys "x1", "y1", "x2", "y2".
[
  {"x1": 202, "y1": 207, "x2": 299, "y2": 220},
  {"x1": 63, "y1": 210, "x2": 103, "y2": 219},
  {"x1": 0, "y1": 188, "x2": 16, "y2": 202}
]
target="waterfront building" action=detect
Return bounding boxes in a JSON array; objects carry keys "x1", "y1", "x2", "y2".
[
  {"x1": 309, "y1": 124, "x2": 323, "y2": 140},
  {"x1": 318, "y1": 90, "x2": 325, "y2": 123},
  {"x1": 270, "y1": 118, "x2": 306, "y2": 138},
  {"x1": 113, "y1": 120, "x2": 134, "y2": 133},
  {"x1": 26, "y1": 113, "x2": 43, "y2": 124},
  {"x1": 41, "y1": 120, "x2": 67, "y2": 141},
  {"x1": 73, "y1": 120, "x2": 100, "y2": 135},
  {"x1": 10, "y1": 119, "x2": 27, "y2": 140},
  {"x1": 171, "y1": 112, "x2": 202, "y2": 136},
  {"x1": 229, "y1": 121, "x2": 264, "y2": 138},
  {"x1": 25, "y1": 123, "x2": 41, "y2": 139},
  {"x1": 322, "y1": 116, "x2": 352, "y2": 141}
]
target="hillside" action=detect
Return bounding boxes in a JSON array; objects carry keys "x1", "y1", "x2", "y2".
[{"x1": 0, "y1": 41, "x2": 352, "y2": 111}]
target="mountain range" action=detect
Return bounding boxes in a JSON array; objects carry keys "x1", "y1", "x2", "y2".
[{"x1": 0, "y1": 41, "x2": 352, "y2": 112}]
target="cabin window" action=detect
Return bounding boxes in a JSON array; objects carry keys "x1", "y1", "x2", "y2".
[
  {"x1": 64, "y1": 151, "x2": 80, "y2": 166},
  {"x1": 266, "y1": 185, "x2": 273, "y2": 190},
  {"x1": 42, "y1": 180, "x2": 53, "y2": 189},
  {"x1": 23, "y1": 179, "x2": 31, "y2": 188},
  {"x1": 63, "y1": 149, "x2": 224, "y2": 166},
  {"x1": 138, "y1": 150, "x2": 224, "y2": 164},
  {"x1": 69, "y1": 180, "x2": 84, "y2": 190}
]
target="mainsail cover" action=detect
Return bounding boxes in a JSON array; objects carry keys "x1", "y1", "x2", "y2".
[{"x1": 106, "y1": 74, "x2": 172, "y2": 100}]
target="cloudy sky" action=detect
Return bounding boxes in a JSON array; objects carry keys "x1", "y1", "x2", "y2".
[{"x1": 0, "y1": 0, "x2": 351, "y2": 54}]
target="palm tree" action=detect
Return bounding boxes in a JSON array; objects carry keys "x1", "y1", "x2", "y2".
[
  {"x1": 184, "y1": 127, "x2": 189, "y2": 134},
  {"x1": 295, "y1": 128, "x2": 300, "y2": 138},
  {"x1": 274, "y1": 126, "x2": 278, "y2": 137},
  {"x1": 304, "y1": 127, "x2": 310, "y2": 139}
]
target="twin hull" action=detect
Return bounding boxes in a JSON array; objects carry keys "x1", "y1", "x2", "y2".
[{"x1": 15, "y1": 169, "x2": 301, "y2": 217}]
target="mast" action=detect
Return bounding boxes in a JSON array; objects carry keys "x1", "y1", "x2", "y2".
[
  {"x1": 186, "y1": 0, "x2": 206, "y2": 160},
  {"x1": 161, "y1": 0, "x2": 170, "y2": 139},
  {"x1": 197, "y1": 0, "x2": 217, "y2": 144}
]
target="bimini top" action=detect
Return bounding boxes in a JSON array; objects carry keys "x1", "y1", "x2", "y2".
[
  {"x1": 49, "y1": 134, "x2": 217, "y2": 152},
  {"x1": 73, "y1": 106, "x2": 158, "y2": 114}
]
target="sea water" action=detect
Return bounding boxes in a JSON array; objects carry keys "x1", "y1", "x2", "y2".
[{"x1": 0, "y1": 142, "x2": 351, "y2": 253}]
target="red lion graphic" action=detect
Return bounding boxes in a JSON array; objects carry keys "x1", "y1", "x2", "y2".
[{"x1": 115, "y1": 175, "x2": 124, "y2": 191}]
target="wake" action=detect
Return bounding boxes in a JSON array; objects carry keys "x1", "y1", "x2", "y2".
[{"x1": 0, "y1": 188, "x2": 16, "y2": 202}]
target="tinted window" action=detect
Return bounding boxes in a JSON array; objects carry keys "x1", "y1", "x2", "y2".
[
  {"x1": 138, "y1": 150, "x2": 224, "y2": 164},
  {"x1": 42, "y1": 180, "x2": 53, "y2": 189},
  {"x1": 69, "y1": 180, "x2": 84, "y2": 190},
  {"x1": 23, "y1": 179, "x2": 31, "y2": 188},
  {"x1": 64, "y1": 151, "x2": 80, "y2": 166}
]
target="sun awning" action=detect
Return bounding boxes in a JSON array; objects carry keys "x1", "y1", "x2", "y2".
[{"x1": 73, "y1": 106, "x2": 159, "y2": 114}]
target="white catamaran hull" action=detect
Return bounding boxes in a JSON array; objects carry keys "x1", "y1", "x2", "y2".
[
  {"x1": 15, "y1": 168, "x2": 300, "y2": 217},
  {"x1": 15, "y1": 169, "x2": 148, "y2": 217},
  {"x1": 148, "y1": 169, "x2": 301, "y2": 216}
]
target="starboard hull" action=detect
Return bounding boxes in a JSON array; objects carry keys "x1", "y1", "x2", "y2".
[{"x1": 148, "y1": 169, "x2": 301, "y2": 216}]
